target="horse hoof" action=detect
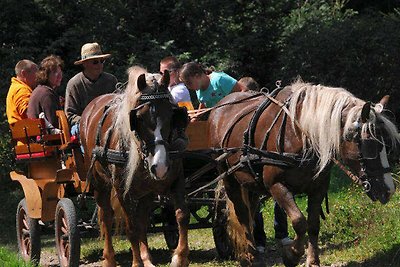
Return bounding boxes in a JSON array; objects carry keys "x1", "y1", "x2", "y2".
[
  {"x1": 253, "y1": 253, "x2": 266, "y2": 267},
  {"x1": 306, "y1": 258, "x2": 320, "y2": 267},
  {"x1": 102, "y1": 259, "x2": 117, "y2": 267},
  {"x1": 170, "y1": 254, "x2": 189, "y2": 267},
  {"x1": 282, "y1": 246, "x2": 302, "y2": 267}
]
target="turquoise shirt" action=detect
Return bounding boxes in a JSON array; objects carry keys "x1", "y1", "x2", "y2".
[{"x1": 196, "y1": 72, "x2": 237, "y2": 107}]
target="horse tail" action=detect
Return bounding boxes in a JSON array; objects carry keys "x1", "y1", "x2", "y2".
[{"x1": 226, "y1": 197, "x2": 255, "y2": 263}]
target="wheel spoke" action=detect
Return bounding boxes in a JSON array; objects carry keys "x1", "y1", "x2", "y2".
[
  {"x1": 22, "y1": 228, "x2": 30, "y2": 237},
  {"x1": 22, "y1": 217, "x2": 29, "y2": 230},
  {"x1": 62, "y1": 233, "x2": 69, "y2": 241}
]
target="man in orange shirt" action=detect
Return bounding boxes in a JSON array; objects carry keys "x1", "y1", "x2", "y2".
[{"x1": 6, "y1": 60, "x2": 38, "y2": 125}]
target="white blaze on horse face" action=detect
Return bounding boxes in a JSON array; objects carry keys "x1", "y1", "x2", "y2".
[
  {"x1": 151, "y1": 117, "x2": 168, "y2": 179},
  {"x1": 379, "y1": 142, "x2": 395, "y2": 194}
]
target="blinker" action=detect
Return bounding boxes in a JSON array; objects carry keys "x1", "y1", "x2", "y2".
[
  {"x1": 360, "y1": 138, "x2": 382, "y2": 160},
  {"x1": 129, "y1": 110, "x2": 137, "y2": 131}
]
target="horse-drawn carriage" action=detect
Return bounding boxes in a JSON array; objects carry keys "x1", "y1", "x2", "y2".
[
  {"x1": 11, "y1": 67, "x2": 400, "y2": 267},
  {"x1": 10, "y1": 105, "x2": 232, "y2": 266}
]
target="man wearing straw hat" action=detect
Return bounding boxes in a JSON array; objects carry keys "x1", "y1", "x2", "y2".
[{"x1": 65, "y1": 42, "x2": 118, "y2": 136}]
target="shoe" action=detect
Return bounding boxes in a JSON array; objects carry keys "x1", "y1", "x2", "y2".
[
  {"x1": 277, "y1": 237, "x2": 293, "y2": 246},
  {"x1": 256, "y1": 246, "x2": 265, "y2": 254}
]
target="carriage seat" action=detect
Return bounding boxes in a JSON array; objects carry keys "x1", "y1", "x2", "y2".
[{"x1": 10, "y1": 118, "x2": 63, "y2": 161}]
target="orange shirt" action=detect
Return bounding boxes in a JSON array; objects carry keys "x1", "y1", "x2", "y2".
[{"x1": 6, "y1": 77, "x2": 33, "y2": 125}]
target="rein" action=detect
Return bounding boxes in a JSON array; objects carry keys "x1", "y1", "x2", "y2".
[{"x1": 188, "y1": 92, "x2": 265, "y2": 120}]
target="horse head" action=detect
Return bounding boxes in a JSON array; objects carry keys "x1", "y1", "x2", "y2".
[
  {"x1": 341, "y1": 96, "x2": 400, "y2": 204},
  {"x1": 129, "y1": 70, "x2": 188, "y2": 180}
]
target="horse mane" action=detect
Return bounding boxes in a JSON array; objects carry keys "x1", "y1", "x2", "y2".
[
  {"x1": 111, "y1": 65, "x2": 163, "y2": 195},
  {"x1": 288, "y1": 80, "x2": 400, "y2": 176}
]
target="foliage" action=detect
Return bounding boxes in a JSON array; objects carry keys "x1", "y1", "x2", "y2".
[
  {"x1": 1, "y1": 5, "x2": 400, "y2": 263},
  {"x1": 276, "y1": 5, "x2": 400, "y2": 114}
]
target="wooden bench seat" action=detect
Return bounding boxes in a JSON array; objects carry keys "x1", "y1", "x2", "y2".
[{"x1": 10, "y1": 118, "x2": 63, "y2": 161}]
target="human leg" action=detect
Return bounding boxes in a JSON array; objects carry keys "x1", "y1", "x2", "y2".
[
  {"x1": 253, "y1": 206, "x2": 266, "y2": 253},
  {"x1": 274, "y1": 201, "x2": 288, "y2": 240}
]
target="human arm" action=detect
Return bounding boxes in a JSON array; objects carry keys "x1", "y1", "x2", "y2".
[
  {"x1": 64, "y1": 82, "x2": 82, "y2": 126},
  {"x1": 41, "y1": 93, "x2": 60, "y2": 127},
  {"x1": 13, "y1": 87, "x2": 31, "y2": 118},
  {"x1": 231, "y1": 82, "x2": 245, "y2": 93}
]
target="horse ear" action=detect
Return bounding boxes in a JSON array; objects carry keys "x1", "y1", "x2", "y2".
[
  {"x1": 375, "y1": 95, "x2": 390, "y2": 113},
  {"x1": 379, "y1": 95, "x2": 390, "y2": 106},
  {"x1": 361, "y1": 102, "x2": 371, "y2": 123},
  {"x1": 161, "y1": 70, "x2": 170, "y2": 89},
  {"x1": 137, "y1": 74, "x2": 147, "y2": 91}
]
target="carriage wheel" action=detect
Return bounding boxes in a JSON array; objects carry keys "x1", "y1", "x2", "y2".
[
  {"x1": 16, "y1": 198, "x2": 41, "y2": 264},
  {"x1": 55, "y1": 198, "x2": 80, "y2": 267},
  {"x1": 212, "y1": 199, "x2": 234, "y2": 259},
  {"x1": 162, "y1": 205, "x2": 179, "y2": 250}
]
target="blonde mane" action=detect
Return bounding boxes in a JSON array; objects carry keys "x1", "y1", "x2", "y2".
[
  {"x1": 288, "y1": 80, "x2": 400, "y2": 176},
  {"x1": 110, "y1": 66, "x2": 163, "y2": 195}
]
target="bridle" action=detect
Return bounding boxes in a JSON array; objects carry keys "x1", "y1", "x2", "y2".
[
  {"x1": 130, "y1": 88, "x2": 174, "y2": 159},
  {"x1": 358, "y1": 136, "x2": 391, "y2": 192},
  {"x1": 344, "y1": 122, "x2": 392, "y2": 192}
]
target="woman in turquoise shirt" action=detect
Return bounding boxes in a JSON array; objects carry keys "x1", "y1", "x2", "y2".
[{"x1": 180, "y1": 62, "x2": 245, "y2": 108}]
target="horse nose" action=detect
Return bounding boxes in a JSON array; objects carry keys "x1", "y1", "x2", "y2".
[{"x1": 150, "y1": 162, "x2": 169, "y2": 179}]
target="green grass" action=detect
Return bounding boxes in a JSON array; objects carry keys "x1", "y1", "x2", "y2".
[
  {"x1": 0, "y1": 247, "x2": 36, "y2": 267},
  {"x1": 1, "y1": 166, "x2": 400, "y2": 266}
]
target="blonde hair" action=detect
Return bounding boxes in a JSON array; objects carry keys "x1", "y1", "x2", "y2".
[
  {"x1": 288, "y1": 80, "x2": 400, "y2": 176},
  {"x1": 111, "y1": 66, "x2": 165, "y2": 195}
]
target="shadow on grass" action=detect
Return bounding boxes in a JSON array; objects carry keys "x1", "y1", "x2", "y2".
[
  {"x1": 344, "y1": 244, "x2": 400, "y2": 267},
  {"x1": 82, "y1": 247, "x2": 224, "y2": 266}
]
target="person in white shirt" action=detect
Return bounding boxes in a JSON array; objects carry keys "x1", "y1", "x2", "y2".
[
  {"x1": 159, "y1": 56, "x2": 193, "y2": 109},
  {"x1": 159, "y1": 56, "x2": 192, "y2": 151}
]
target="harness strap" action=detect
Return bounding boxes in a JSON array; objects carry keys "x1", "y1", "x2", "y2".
[
  {"x1": 187, "y1": 159, "x2": 244, "y2": 197},
  {"x1": 260, "y1": 107, "x2": 283, "y2": 150},
  {"x1": 277, "y1": 109, "x2": 288, "y2": 154},
  {"x1": 244, "y1": 87, "x2": 282, "y2": 147},
  {"x1": 221, "y1": 102, "x2": 261, "y2": 147},
  {"x1": 92, "y1": 147, "x2": 129, "y2": 166}
]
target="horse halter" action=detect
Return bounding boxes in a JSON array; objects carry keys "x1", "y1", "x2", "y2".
[
  {"x1": 129, "y1": 88, "x2": 173, "y2": 158},
  {"x1": 353, "y1": 126, "x2": 391, "y2": 192}
]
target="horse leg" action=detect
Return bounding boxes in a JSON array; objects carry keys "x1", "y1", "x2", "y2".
[
  {"x1": 306, "y1": 175, "x2": 330, "y2": 267},
  {"x1": 270, "y1": 183, "x2": 306, "y2": 267},
  {"x1": 95, "y1": 187, "x2": 117, "y2": 267},
  {"x1": 224, "y1": 175, "x2": 257, "y2": 266},
  {"x1": 121, "y1": 194, "x2": 154, "y2": 267},
  {"x1": 170, "y1": 164, "x2": 189, "y2": 267}
]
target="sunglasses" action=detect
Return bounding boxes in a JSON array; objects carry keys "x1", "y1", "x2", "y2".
[{"x1": 92, "y1": 59, "x2": 105, "y2": 65}]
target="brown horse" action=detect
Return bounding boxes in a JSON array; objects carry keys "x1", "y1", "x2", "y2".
[
  {"x1": 208, "y1": 80, "x2": 400, "y2": 267},
  {"x1": 80, "y1": 66, "x2": 190, "y2": 267}
]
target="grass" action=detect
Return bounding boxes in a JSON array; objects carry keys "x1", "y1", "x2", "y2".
[
  {"x1": 1, "y1": 166, "x2": 400, "y2": 266},
  {"x1": 0, "y1": 247, "x2": 36, "y2": 267}
]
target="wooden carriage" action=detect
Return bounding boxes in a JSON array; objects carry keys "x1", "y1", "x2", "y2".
[{"x1": 10, "y1": 111, "x2": 88, "y2": 267}]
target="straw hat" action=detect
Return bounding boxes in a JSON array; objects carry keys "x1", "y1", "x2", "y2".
[{"x1": 74, "y1": 42, "x2": 111, "y2": 65}]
